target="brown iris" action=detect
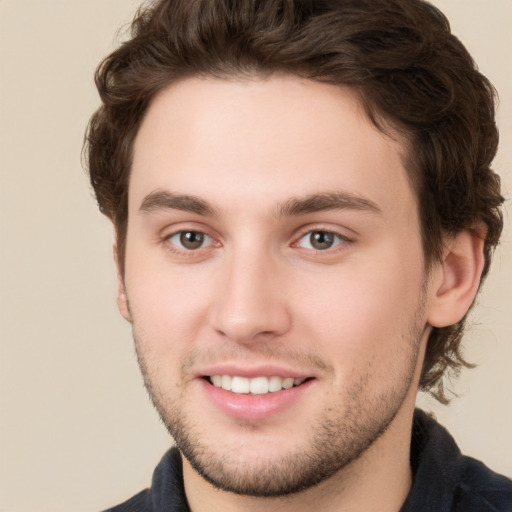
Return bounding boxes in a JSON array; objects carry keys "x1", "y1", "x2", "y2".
[
  {"x1": 179, "y1": 231, "x2": 205, "y2": 250},
  {"x1": 309, "y1": 231, "x2": 336, "y2": 250}
]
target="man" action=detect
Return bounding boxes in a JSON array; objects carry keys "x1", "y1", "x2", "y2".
[{"x1": 85, "y1": 0, "x2": 511, "y2": 510}]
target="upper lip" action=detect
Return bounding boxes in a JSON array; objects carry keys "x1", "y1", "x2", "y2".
[{"x1": 197, "y1": 364, "x2": 313, "y2": 380}]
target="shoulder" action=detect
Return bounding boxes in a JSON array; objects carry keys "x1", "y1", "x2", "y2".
[
  {"x1": 99, "y1": 447, "x2": 189, "y2": 512},
  {"x1": 452, "y1": 456, "x2": 512, "y2": 511},
  {"x1": 402, "y1": 409, "x2": 512, "y2": 512}
]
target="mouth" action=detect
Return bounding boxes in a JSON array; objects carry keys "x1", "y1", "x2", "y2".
[
  {"x1": 200, "y1": 371, "x2": 316, "y2": 420},
  {"x1": 206, "y1": 375, "x2": 311, "y2": 395}
]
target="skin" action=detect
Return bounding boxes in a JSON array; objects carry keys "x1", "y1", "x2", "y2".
[{"x1": 117, "y1": 75, "x2": 484, "y2": 512}]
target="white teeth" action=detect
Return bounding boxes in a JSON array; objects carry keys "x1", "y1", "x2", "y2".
[
  {"x1": 221, "y1": 375, "x2": 231, "y2": 391},
  {"x1": 268, "y1": 376, "x2": 283, "y2": 392},
  {"x1": 282, "y1": 377, "x2": 294, "y2": 389},
  {"x1": 209, "y1": 375, "x2": 307, "y2": 394},
  {"x1": 231, "y1": 376, "x2": 250, "y2": 394},
  {"x1": 211, "y1": 375, "x2": 222, "y2": 387},
  {"x1": 250, "y1": 377, "x2": 269, "y2": 395}
]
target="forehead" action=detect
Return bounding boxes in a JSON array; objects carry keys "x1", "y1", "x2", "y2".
[{"x1": 130, "y1": 75, "x2": 414, "y2": 217}]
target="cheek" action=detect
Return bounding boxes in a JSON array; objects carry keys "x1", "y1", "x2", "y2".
[
  {"x1": 125, "y1": 257, "x2": 215, "y2": 354},
  {"x1": 293, "y1": 251, "x2": 425, "y2": 372},
  {"x1": 127, "y1": 270, "x2": 214, "y2": 396}
]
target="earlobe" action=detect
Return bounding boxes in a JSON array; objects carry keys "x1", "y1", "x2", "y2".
[
  {"x1": 113, "y1": 243, "x2": 132, "y2": 323},
  {"x1": 427, "y1": 229, "x2": 485, "y2": 328}
]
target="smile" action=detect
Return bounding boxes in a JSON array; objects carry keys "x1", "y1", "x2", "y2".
[{"x1": 208, "y1": 375, "x2": 306, "y2": 395}]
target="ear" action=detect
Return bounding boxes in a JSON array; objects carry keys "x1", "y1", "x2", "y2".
[
  {"x1": 113, "y1": 243, "x2": 132, "y2": 323},
  {"x1": 427, "y1": 228, "x2": 486, "y2": 328}
]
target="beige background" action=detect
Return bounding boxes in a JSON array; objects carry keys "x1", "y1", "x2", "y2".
[{"x1": 0, "y1": 1, "x2": 510, "y2": 511}]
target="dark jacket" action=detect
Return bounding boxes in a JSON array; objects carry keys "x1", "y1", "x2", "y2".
[{"x1": 103, "y1": 409, "x2": 512, "y2": 511}]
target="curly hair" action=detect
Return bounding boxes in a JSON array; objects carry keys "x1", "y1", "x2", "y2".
[{"x1": 84, "y1": 0, "x2": 504, "y2": 403}]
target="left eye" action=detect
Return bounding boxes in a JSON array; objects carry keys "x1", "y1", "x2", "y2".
[
  {"x1": 168, "y1": 231, "x2": 213, "y2": 250},
  {"x1": 296, "y1": 230, "x2": 345, "y2": 251}
]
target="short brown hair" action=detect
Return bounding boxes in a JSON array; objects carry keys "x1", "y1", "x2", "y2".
[{"x1": 85, "y1": 0, "x2": 503, "y2": 402}]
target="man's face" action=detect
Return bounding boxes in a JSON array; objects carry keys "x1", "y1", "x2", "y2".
[{"x1": 122, "y1": 76, "x2": 433, "y2": 496}]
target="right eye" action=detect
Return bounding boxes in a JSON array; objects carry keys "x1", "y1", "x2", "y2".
[
  {"x1": 295, "y1": 230, "x2": 346, "y2": 251},
  {"x1": 166, "y1": 231, "x2": 213, "y2": 251}
]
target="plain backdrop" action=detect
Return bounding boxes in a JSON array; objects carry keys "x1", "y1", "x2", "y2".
[{"x1": 0, "y1": 1, "x2": 511, "y2": 511}]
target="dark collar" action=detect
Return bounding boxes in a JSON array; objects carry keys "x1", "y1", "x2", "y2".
[
  {"x1": 143, "y1": 409, "x2": 510, "y2": 512},
  {"x1": 400, "y1": 409, "x2": 463, "y2": 511}
]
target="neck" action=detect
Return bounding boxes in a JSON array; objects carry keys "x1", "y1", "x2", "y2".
[{"x1": 182, "y1": 400, "x2": 415, "y2": 512}]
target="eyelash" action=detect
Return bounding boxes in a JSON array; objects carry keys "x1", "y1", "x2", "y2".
[
  {"x1": 163, "y1": 230, "x2": 217, "y2": 255},
  {"x1": 293, "y1": 229, "x2": 351, "y2": 252},
  {"x1": 161, "y1": 227, "x2": 353, "y2": 256}
]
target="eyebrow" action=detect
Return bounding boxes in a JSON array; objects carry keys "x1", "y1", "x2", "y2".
[
  {"x1": 138, "y1": 190, "x2": 218, "y2": 216},
  {"x1": 138, "y1": 189, "x2": 381, "y2": 218},
  {"x1": 275, "y1": 191, "x2": 381, "y2": 217}
]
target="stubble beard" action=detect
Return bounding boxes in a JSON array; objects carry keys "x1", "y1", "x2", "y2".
[{"x1": 133, "y1": 315, "x2": 425, "y2": 497}]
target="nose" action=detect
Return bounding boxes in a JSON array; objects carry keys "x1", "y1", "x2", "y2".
[{"x1": 210, "y1": 249, "x2": 292, "y2": 344}]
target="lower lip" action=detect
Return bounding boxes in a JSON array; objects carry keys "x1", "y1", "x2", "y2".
[{"x1": 200, "y1": 378, "x2": 314, "y2": 422}]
